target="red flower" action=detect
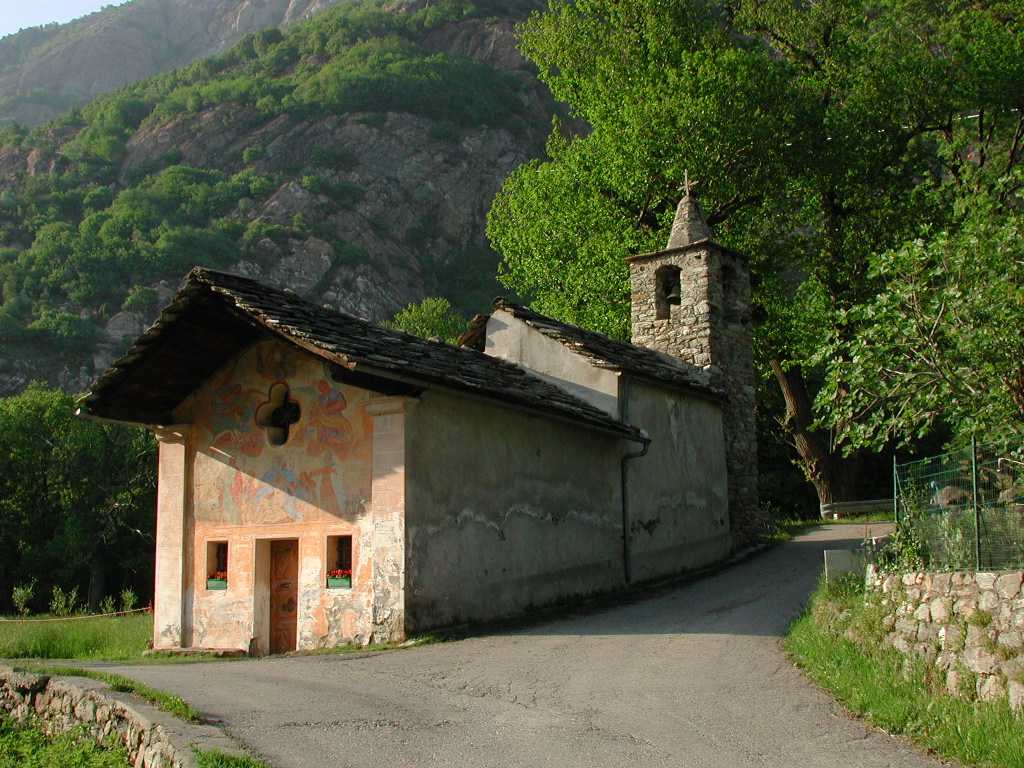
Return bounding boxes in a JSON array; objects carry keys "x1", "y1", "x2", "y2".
[
  {"x1": 328, "y1": 569, "x2": 351, "y2": 578},
  {"x1": 210, "y1": 571, "x2": 227, "y2": 580}
]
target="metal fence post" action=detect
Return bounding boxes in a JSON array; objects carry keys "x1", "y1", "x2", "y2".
[
  {"x1": 893, "y1": 454, "x2": 899, "y2": 524},
  {"x1": 972, "y1": 436, "x2": 981, "y2": 570}
]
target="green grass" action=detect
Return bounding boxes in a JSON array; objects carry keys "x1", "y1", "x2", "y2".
[
  {"x1": 0, "y1": 613, "x2": 152, "y2": 660},
  {"x1": 194, "y1": 749, "x2": 271, "y2": 768},
  {"x1": 767, "y1": 511, "x2": 894, "y2": 545},
  {"x1": 787, "y1": 576, "x2": 1024, "y2": 767},
  {"x1": 827, "y1": 511, "x2": 896, "y2": 524},
  {"x1": 23, "y1": 666, "x2": 201, "y2": 723},
  {"x1": 766, "y1": 517, "x2": 821, "y2": 543},
  {"x1": 0, "y1": 715, "x2": 130, "y2": 767}
]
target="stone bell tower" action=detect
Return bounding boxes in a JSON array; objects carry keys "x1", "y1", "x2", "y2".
[{"x1": 626, "y1": 187, "x2": 758, "y2": 543}]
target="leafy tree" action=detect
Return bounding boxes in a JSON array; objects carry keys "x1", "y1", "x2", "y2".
[
  {"x1": 388, "y1": 297, "x2": 466, "y2": 343},
  {"x1": 0, "y1": 385, "x2": 156, "y2": 613},
  {"x1": 819, "y1": 189, "x2": 1024, "y2": 451},
  {"x1": 488, "y1": 0, "x2": 1024, "y2": 504}
]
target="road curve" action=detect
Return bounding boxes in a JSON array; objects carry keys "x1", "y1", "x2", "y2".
[{"x1": 109, "y1": 524, "x2": 943, "y2": 768}]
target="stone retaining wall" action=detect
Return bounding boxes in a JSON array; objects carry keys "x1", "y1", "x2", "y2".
[
  {"x1": 0, "y1": 666, "x2": 244, "y2": 768},
  {"x1": 866, "y1": 566, "x2": 1024, "y2": 710}
]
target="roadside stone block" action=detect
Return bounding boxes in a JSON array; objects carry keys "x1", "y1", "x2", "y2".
[
  {"x1": 966, "y1": 624, "x2": 988, "y2": 648},
  {"x1": 978, "y1": 674, "x2": 1006, "y2": 701},
  {"x1": 946, "y1": 668, "x2": 962, "y2": 696},
  {"x1": 977, "y1": 572, "x2": 998, "y2": 591},
  {"x1": 964, "y1": 646, "x2": 998, "y2": 675},
  {"x1": 979, "y1": 591, "x2": 1000, "y2": 612},
  {"x1": 996, "y1": 573, "x2": 1023, "y2": 600},
  {"x1": 998, "y1": 630, "x2": 1023, "y2": 650},
  {"x1": 930, "y1": 598, "x2": 950, "y2": 623},
  {"x1": 940, "y1": 623, "x2": 963, "y2": 651},
  {"x1": 895, "y1": 617, "x2": 918, "y2": 637},
  {"x1": 914, "y1": 603, "x2": 931, "y2": 622},
  {"x1": 1010, "y1": 680, "x2": 1024, "y2": 713}
]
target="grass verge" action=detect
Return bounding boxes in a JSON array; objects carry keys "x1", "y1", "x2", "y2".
[
  {"x1": 827, "y1": 511, "x2": 895, "y2": 525},
  {"x1": 0, "y1": 613, "x2": 151, "y2": 660},
  {"x1": 194, "y1": 748, "x2": 271, "y2": 768},
  {"x1": 765, "y1": 517, "x2": 821, "y2": 543},
  {"x1": 786, "y1": 575, "x2": 1024, "y2": 767},
  {"x1": 0, "y1": 714, "x2": 130, "y2": 767},
  {"x1": 22, "y1": 666, "x2": 201, "y2": 723}
]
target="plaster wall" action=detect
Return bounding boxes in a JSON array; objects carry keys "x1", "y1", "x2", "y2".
[
  {"x1": 624, "y1": 379, "x2": 731, "y2": 581},
  {"x1": 404, "y1": 391, "x2": 625, "y2": 631},
  {"x1": 485, "y1": 311, "x2": 621, "y2": 417},
  {"x1": 167, "y1": 339, "x2": 404, "y2": 651},
  {"x1": 152, "y1": 429, "x2": 188, "y2": 650}
]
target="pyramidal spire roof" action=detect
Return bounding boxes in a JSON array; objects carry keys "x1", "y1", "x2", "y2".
[{"x1": 666, "y1": 188, "x2": 710, "y2": 248}]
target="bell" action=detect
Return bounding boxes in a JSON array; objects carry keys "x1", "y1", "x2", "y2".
[{"x1": 665, "y1": 284, "x2": 682, "y2": 305}]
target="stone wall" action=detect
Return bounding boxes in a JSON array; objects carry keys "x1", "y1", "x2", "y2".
[
  {"x1": 866, "y1": 566, "x2": 1024, "y2": 709},
  {"x1": 0, "y1": 667, "x2": 244, "y2": 768}
]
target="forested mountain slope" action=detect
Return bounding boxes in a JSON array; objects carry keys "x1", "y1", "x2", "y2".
[
  {"x1": 0, "y1": 0, "x2": 553, "y2": 395},
  {"x1": 0, "y1": 0, "x2": 345, "y2": 127}
]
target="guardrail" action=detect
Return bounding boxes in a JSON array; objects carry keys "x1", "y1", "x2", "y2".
[{"x1": 819, "y1": 498, "x2": 894, "y2": 520}]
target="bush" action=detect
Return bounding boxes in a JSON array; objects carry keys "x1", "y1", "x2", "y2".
[
  {"x1": 11, "y1": 581, "x2": 35, "y2": 617},
  {"x1": 121, "y1": 285, "x2": 159, "y2": 315},
  {"x1": 49, "y1": 585, "x2": 79, "y2": 617},
  {"x1": 120, "y1": 589, "x2": 137, "y2": 613}
]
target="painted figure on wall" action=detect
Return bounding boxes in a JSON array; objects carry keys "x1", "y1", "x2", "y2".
[{"x1": 183, "y1": 341, "x2": 373, "y2": 527}]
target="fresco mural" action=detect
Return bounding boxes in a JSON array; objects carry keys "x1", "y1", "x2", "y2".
[
  {"x1": 186, "y1": 341, "x2": 373, "y2": 526},
  {"x1": 171, "y1": 340, "x2": 385, "y2": 651}
]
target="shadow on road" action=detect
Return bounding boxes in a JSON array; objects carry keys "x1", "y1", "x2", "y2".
[{"x1": 447, "y1": 530, "x2": 872, "y2": 641}]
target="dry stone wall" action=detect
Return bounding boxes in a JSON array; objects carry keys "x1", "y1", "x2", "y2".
[
  {"x1": 0, "y1": 667, "x2": 244, "y2": 768},
  {"x1": 866, "y1": 565, "x2": 1024, "y2": 710}
]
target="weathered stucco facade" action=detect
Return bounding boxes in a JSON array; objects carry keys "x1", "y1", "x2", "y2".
[
  {"x1": 152, "y1": 340, "x2": 405, "y2": 651},
  {"x1": 404, "y1": 389, "x2": 625, "y2": 631},
  {"x1": 483, "y1": 307, "x2": 731, "y2": 585}
]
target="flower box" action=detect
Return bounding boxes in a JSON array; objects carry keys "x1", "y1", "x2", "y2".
[
  {"x1": 326, "y1": 576, "x2": 351, "y2": 589},
  {"x1": 206, "y1": 578, "x2": 228, "y2": 591}
]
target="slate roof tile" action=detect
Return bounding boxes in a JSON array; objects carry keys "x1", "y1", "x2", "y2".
[
  {"x1": 490, "y1": 300, "x2": 726, "y2": 399},
  {"x1": 79, "y1": 268, "x2": 645, "y2": 442}
]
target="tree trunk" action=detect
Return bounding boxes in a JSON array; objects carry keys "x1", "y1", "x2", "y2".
[{"x1": 770, "y1": 359, "x2": 862, "y2": 506}]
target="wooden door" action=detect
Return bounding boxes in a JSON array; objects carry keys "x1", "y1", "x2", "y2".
[{"x1": 270, "y1": 540, "x2": 298, "y2": 654}]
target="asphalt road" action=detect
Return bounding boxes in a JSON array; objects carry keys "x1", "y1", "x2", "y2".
[{"x1": 110, "y1": 524, "x2": 943, "y2": 768}]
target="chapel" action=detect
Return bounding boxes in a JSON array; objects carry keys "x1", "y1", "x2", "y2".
[{"x1": 78, "y1": 190, "x2": 756, "y2": 653}]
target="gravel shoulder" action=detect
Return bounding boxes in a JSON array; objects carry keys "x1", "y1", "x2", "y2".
[{"x1": 108, "y1": 524, "x2": 944, "y2": 768}]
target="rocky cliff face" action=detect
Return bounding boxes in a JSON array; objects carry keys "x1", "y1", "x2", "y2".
[
  {"x1": 0, "y1": 5, "x2": 555, "y2": 396},
  {"x1": 0, "y1": 0, "x2": 343, "y2": 126}
]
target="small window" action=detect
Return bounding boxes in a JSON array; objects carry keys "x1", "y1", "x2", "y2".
[
  {"x1": 655, "y1": 265, "x2": 682, "y2": 320},
  {"x1": 206, "y1": 541, "x2": 228, "y2": 590},
  {"x1": 326, "y1": 535, "x2": 353, "y2": 589}
]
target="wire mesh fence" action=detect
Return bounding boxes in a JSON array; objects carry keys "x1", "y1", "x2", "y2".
[{"x1": 895, "y1": 441, "x2": 1024, "y2": 571}]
